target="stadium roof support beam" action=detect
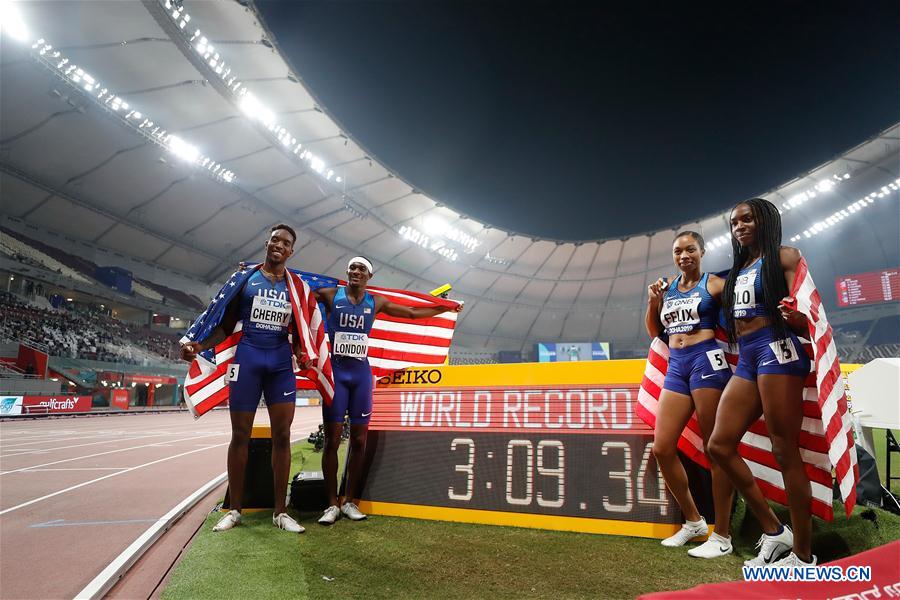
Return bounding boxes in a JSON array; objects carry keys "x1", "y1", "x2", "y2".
[
  {"x1": 0, "y1": 162, "x2": 225, "y2": 267},
  {"x1": 142, "y1": 0, "x2": 350, "y2": 211}
]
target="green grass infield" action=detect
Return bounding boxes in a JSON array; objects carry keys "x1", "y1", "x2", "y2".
[{"x1": 162, "y1": 441, "x2": 900, "y2": 600}]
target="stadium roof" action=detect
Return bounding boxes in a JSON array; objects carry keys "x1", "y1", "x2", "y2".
[{"x1": 1, "y1": 0, "x2": 898, "y2": 353}]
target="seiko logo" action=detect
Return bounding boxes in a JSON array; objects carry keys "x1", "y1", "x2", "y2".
[{"x1": 378, "y1": 369, "x2": 442, "y2": 386}]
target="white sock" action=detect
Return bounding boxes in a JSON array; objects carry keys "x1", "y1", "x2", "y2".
[
  {"x1": 710, "y1": 532, "x2": 731, "y2": 543},
  {"x1": 686, "y1": 518, "x2": 705, "y2": 527}
]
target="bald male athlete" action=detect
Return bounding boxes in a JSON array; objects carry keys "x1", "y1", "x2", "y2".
[{"x1": 313, "y1": 257, "x2": 462, "y2": 524}]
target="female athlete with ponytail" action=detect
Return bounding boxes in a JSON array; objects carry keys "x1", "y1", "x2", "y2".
[
  {"x1": 707, "y1": 198, "x2": 814, "y2": 567},
  {"x1": 645, "y1": 231, "x2": 734, "y2": 558}
]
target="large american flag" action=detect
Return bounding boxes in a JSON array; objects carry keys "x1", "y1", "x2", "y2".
[
  {"x1": 636, "y1": 258, "x2": 858, "y2": 520},
  {"x1": 180, "y1": 265, "x2": 334, "y2": 418},
  {"x1": 182, "y1": 266, "x2": 460, "y2": 415}
]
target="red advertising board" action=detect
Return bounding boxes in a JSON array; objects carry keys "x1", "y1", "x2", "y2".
[
  {"x1": 111, "y1": 389, "x2": 130, "y2": 410},
  {"x1": 126, "y1": 374, "x2": 176, "y2": 385},
  {"x1": 21, "y1": 396, "x2": 91, "y2": 414}
]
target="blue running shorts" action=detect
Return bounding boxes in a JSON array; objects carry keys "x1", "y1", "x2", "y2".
[
  {"x1": 323, "y1": 356, "x2": 373, "y2": 425},
  {"x1": 228, "y1": 342, "x2": 296, "y2": 411},
  {"x1": 663, "y1": 337, "x2": 732, "y2": 396},
  {"x1": 734, "y1": 326, "x2": 811, "y2": 381}
]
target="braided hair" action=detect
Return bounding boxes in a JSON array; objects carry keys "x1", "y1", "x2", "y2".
[{"x1": 722, "y1": 198, "x2": 789, "y2": 343}]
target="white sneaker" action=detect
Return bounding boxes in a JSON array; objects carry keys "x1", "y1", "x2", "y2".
[
  {"x1": 212, "y1": 509, "x2": 241, "y2": 532},
  {"x1": 771, "y1": 552, "x2": 817, "y2": 567},
  {"x1": 661, "y1": 518, "x2": 707, "y2": 547},
  {"x1": 318, "y1": 505, "x2": 341, "y2": 525},
  {"x1": 688, "y1": 532, "x2": 733, "y2": 558},
  {"x1": 744, "y1": 526, "x2": 794, "y2": 566},
  {"x1": 341, "y1": 502, "x2": 367, "y2": 521},
  {"x1": 273, "y1": 512, "x2": 304, "y2": 533}
]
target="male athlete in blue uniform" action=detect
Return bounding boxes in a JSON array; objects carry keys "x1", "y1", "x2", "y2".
[
  {"x1": 312, "y1": 257, "x2": 463, "y2": 524},
  {"x1": 181, "y1": 224, "x2": 307, "y2": 533}
]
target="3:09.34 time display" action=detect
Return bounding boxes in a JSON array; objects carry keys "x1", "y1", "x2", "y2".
[{"x1": 360, "y1": 432, "x2": 685, "y2": 523}]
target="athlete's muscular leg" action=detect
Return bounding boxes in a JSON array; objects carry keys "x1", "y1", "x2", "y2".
[
  {"x1": 653, "y1": 390, "x2": 701, "y2": 522},
  {"x1": 267, "y1": 402, "x2": 295, "y2": 514},
  {"x1": 692, "y1": 387, "x2": 734, "y2": 537},
  {"x1": 759, "y1": 373, "x2": 812, "y2": 560},
  {"x1": 227, "y1": 410, "x2": 255, "y2": 512},
  {"x1": 707, "y1": 377, "x2": 782, "y2": 533},
  {"x1": 343, "y1": 424, "x2": 369, "y2": 502},
  {"x1": 322, "y1": 422, "x2": 344, "y2": 507}
]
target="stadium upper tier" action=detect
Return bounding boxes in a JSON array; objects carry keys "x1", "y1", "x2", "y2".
[{"x1": 1, "y1": 1, "x2": 898, "y2": 355}]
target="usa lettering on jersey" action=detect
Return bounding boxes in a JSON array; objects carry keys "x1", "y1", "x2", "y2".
[{"x1": 338, "y1": 312, "x2": 367, "y2": 331}]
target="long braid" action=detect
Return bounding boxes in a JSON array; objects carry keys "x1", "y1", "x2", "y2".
[{"x1": 722, "y1": 198, "x2": 789, "y2": 343}]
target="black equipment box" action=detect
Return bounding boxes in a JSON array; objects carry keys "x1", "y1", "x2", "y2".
[{"x1": 290, "y1": 471, "x2": 328, "y2": 512}]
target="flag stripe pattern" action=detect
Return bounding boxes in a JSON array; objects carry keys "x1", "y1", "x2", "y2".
[
  {"x1": 343, "y1": 283, "x2": 459, "y2": 378},
  {"x1": 182, "y1": 266, "x2": 460, "y2": 413},
  {"x1": 181, "y1": 266, "x2": 334, "y2": 418},
  {"x1": 636, "y1": 258, "x2": 857, "y2": 521}
]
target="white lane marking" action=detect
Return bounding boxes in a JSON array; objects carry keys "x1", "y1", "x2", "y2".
[
  {"x1": 31, "y1": 518, "x2": 160, "y2": 528},
  {"x1": 74, "y1": 471, "x2": 228, "y2": 600},
  {"x1": 0, "y1": 430, "x2": 229, "y2": 458},
  {"x1": 22, "y1": 467, "x2": 127, "y2": 472},
  {"x1": 0, "y1": 443, "x2": 229, "y2": 516},
  {"x1": 0, "y1": 432, "x2": 227, "y2": 476},
  {"x1": 75, "y1": 434, "x2": 304, "y2": 600},
  {"x1": 0, "y1": 423, "x2": 229, "y2": 448}
]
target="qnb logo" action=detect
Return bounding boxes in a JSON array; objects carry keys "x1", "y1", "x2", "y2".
[{"x1": 378, "y1": 369, "x2": 442, "y2": 386}]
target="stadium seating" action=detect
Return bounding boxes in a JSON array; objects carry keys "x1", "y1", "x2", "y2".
[
  {"x1": 0, "y1": 292, "x2": 181, "y2": 364},
  {"x1": 2, "y1": 226, "x2": 204, "y2": 310}
]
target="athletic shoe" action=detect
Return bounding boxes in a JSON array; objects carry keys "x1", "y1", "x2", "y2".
[
  {"x1": 341, "y1": 502, "x2": 367, "y2": 521},
  {"x1": 770, "y1": 552, "x2": 817, "y2": 567},
  {"x1": 212, "y1": 509, "x2": 241, "y2": 532},
  {"x1": 318, "y1": 505, "x2": 341, "y2": 525},
  {"x1": 661, "y1": 518, "x2": 708, "y2": 547},
  {"x1": 743, "y1": 526, "x2": 794, "y2": 566},
  {"x1": 687, "y1": 532, "x2": 733, "y2": 558},
  {"x1": 273, "y1": 512, "x2": 304, "y2": 533}
]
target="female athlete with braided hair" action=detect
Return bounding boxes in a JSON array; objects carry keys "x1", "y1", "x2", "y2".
[{"x1": 707, "y1": 198, "x2": 815, "y2": 567}]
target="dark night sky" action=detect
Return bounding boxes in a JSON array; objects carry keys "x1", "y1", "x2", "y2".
[{"x1": 257, "y1": 1, "x2": 900, "y2": 240}]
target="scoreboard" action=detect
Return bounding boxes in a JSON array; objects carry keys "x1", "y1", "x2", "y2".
[
  {"x1": 836, "y1": 269, "x2": 899, "y2": 307},
  {"x1": 359, "y1": 361, "x2": 713, "y2": 538}
]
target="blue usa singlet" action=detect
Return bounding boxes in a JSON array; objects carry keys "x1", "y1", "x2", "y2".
[
  {"x1": 733, "y1": 257, "x2": 767, "y2": 319},
  {"x1": 237, "y1": 270, "x2": 292, "y2": 348},
  {"x1": 660, "y1": 273, "x2": 719, "y2": 335},
  {"x1": 326, "y1": 287, "x2": 376, "y2": 359}
]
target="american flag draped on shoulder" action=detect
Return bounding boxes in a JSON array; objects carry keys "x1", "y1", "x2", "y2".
[
  {"x1": 180, "y1": 265, "x2": 334, "y2": 418},
  {"x1": 181, "y1": 265, "x2": 461, "y2": 416},
  {"x1": 636, "y1": 258, "x2": 858, "y2": 520}
]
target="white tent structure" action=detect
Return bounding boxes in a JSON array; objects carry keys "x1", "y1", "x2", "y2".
[{"x1": 2, "y1": 1, "x2": 898, "y2": 357}]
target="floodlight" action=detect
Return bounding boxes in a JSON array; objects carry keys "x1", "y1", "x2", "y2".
[
  {"x1": 168, "y1": 135, "x2": 200, "y2": 163},
  {"x1": 0, "y1": 0, "x2": 29, "y2": 42}
]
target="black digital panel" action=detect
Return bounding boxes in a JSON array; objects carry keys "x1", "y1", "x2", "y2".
[{"x1": 360, "y1": 431, "x2": 713, "y2": 524}]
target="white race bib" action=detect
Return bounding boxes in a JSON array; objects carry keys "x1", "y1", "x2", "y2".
[
  {"x1": 733, "y1": 268, "x2": 757, "y2": 318},
  {"x1": 706, "y1": 349, "x2": 729, "y2": 371},
  {"x1": 250, "y1": 295, "x2": 291, "y2": 328},
  {"x1": 332, "y1": 331, "x2": 369, "y2": 359},
  {"x1": 660, "y1": 296, "x2": 702, "y2": 334},
  {"x1": 767, "y1": 338, "x2": 800, "y2": 364}
]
